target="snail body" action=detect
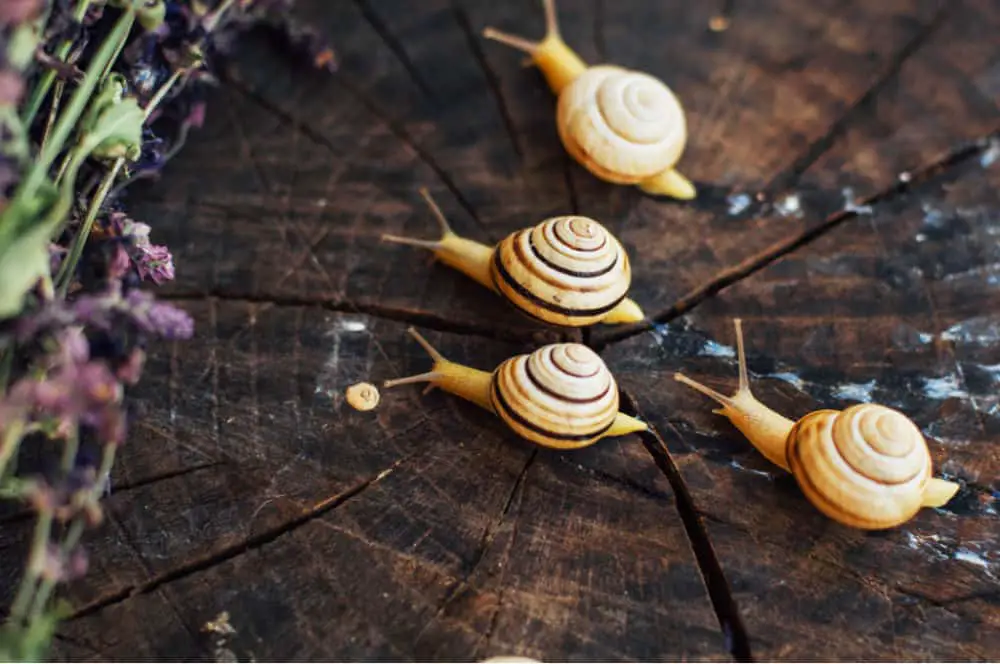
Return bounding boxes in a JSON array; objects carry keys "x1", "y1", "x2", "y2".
[
  {"x1": 673, "y1": 319, "x2": 961, "y2": 530},
  {"x1": 381, "y1": 188, "x2": 645, "y2": 327},
  {"x1": 483, "y1": 0, "x2": 695, "y2": 201},
  {"x1": 383, "y1": 327, "x2": 647, "y2": 450}
]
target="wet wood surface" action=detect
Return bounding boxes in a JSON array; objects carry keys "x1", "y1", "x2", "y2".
[{"x1": 3, "y1": 0, "x2": 998, "y2": 660}]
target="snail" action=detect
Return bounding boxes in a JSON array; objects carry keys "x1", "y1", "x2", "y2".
[
  {"x1": 482, "y1": 0, "x2": 695, "y2": 201},
  {"x1": 383, "y1": 327, "x2": 647, "y2": 449},
  {"x1": 381, "y1": 188, "x2": 645, "y2": 327},
  {"x1": 673, "y1": 319, "x2": 961, "y2": 530}
]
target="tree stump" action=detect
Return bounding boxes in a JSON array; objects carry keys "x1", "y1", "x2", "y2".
[{"x1": 4, "y1": 0, "x2": 999, "y2": 660}]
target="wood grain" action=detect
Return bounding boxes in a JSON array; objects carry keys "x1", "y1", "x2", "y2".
[
  {"x1": 603, "y1": 159, "x2": 1000, "y2": 660},
  {"x1": 1, "y1": 0, "x2": 997, "y2": 660}
]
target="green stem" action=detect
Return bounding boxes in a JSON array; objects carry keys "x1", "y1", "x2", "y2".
[
  {"x1": 7, "y1": 509, "x2": 53, "y2": 627},
  {"x1": 0, "y1": 419, "x2": 25, "y2": 482},
  {"x1": 54, "y1": 157, "x2": 123, "y2": 294},
  {"x1": 0, "y1": 107, "x2": 30, "y2": 161},
  {"x1": 4, "y1": 5, "x2": 135, "y2": 231},
  {"x1": 58, "y1": 425, "x2": 79, "y2": 476},
  {"x1": 54, "y1": 67, "x2": 186, "y2": 295},
  {"x1": 0, "y1": 348, "x2": 13, "y2": 393},
  {"x1": 143, "y1": 68, "x2": 185, "y2": 120},
  {"x1": 40, "y1": 78, "x2": 66, "y2": 150},
  {"x1": 26, "y1": 443, "x2": 117, "y2": 622},
  {"x1": 21, "y1": 0, "x2": 95, "y2": 128}
]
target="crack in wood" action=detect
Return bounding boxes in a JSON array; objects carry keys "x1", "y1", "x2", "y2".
[
  {"x1": 763, "y1": 2, "x2": 951, "y2": 196},
  {"x1": 618, "y1": 388, "x2": 753, "y2": 662},
  {"x1": 0, "y1": 463, "x2": 224, "y2": 527},
  {"x1": 452, "y1": 3, "x2": 523, "y2": 160},
  {"x1": 351, "y1": 0, "x2": 439, "y2": 104},
  {"x1": 106, "y1": 509, "x2": 206, "y2": 649},
  {"x1": 593, "y1": 129, "x2": 1000, "y2": 349},
  {"x1": 110, "y1": 462, "x2": 225, "y2": 495},
  {"x1": 412, "y1": 449, "x2": 537, "y2": 650},
  {"x1": 472, "y1": 456, "x2": 531, "y2": 660},
  {"x1": 554, "y1": 454, "x2": 673, "y2": 505},
  {"x1": 66, "y1": 458, "x2": 406, "y2": 622},
  {"x1": 158, "y1": 288, "x2": 568, "y2": 344},
  {"x1": 895, "y1": 585, "x2": 1000, "y2": 609}
]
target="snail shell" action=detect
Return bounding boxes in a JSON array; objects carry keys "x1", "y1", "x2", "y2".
[
  {"x1": 490, "y1": 342, "x2": 619, "y2": 448},
  {"x1": 489, "y1": 215, "x2": 631, "y2": 327},
  {"x1": 787, "y1": 404, "x2": 935, "y2": 530},
  {"x1": 557, "y1": 66, "x2": 687, "y2": 185},
  {"x1": 345, "y1": 382, "x2": 380, "y2": 411}
]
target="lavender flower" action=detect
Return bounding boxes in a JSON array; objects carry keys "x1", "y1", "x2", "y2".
[
  {"x1": 0, "y1": 0, "x2": 42, "y2": 26},
  {"x1": 0, "y1": 2, "x2": 333, "y2": 657}
]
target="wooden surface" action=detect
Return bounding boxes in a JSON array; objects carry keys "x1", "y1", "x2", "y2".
[{"x1": 3, "y1": 0, "x2": 999, "y2": 660}]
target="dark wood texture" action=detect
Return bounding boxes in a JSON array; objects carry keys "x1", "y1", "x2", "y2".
[{"x1": 2, "y1": 0, "x2": 998, "y2": 660}]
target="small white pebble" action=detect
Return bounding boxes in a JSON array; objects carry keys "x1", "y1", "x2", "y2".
[
  {"x1": 899, "y1": 171, "x2": 912, "y2": 182},
  {"x1": 345, "y1": 382, "x2": 380, "y2": 411}
]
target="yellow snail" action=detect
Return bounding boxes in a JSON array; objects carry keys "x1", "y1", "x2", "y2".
[
  {"x1": 673, "y1": 319, "x2": 961, "y2": 530},
  {"x1": 383, "y1": 327, "x2": 647, "y2": 449},
  {"x1": 381, "y1": 188, "x2": 645, "y2": 327},
  {"x1": 482, "y1": 0, "x2": 695, "y2": 201}
]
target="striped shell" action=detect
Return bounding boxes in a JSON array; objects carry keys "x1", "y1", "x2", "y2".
[
  {"x1": 489, "y1": 215, "x2": 631, "y2": 327},
  {"x1": 557, "y1": 65, "x2": 687, "y2": 185},
  {"x1": 786, "y1": 404, "x2": 934, "y2": 530},
  {"x1": 489, "y1": 343, "x2": 618, "y2": 449}
]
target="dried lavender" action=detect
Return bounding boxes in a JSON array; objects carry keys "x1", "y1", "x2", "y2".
[{"x1": 0, "y1": 1, "x2": 335, "y2": 659}]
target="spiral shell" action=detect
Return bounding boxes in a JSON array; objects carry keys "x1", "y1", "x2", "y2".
[
  {"x1": 786, "y1": 404, "x2": 934, "y2": 530},
  {"x1": 489, "y1": 215, "x2": 631, "y2": 327},
  {"x1": 489, "y1": 343, "x2": 619, "y2": 448},
  {"x1": 556, "y1": 65, "x2": 687, "y2": 185}
]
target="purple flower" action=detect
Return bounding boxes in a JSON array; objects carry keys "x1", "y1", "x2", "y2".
[
  {"x1": 26, "y1": 466, "x2": 103, "y2": 524},
  {"x1": 122, "y1": 289, "x2": 193, "y2": 338},
  {"x1": 0, "y1": 377, "x2": 37, "y2": 434},
  {"x1": 108, "y1": 244, "x2": 132, "y2": 280},
  {"x1": 20, "y1": 281, "x2": 194, "y2": 343},
  {"x1": 33, "y1": 361, "x2": 122, "y2": 420},
  {"x1": 136, "y1": 243, "x2": 175, "y2": 284},
  {"x1": 103, "y1": 212, "x2": 177, "y2": 285},
  {"x1": 187, "y1": 100, "x2": 206, "y2": 128},
  {"x1": 0, "y1": 0, "x2": 41, "y2": 25},
  {"x1": 46, "y1": 326, "x2": 90, "y2": 368},
  {"x1": 0, "y1": 70, "x2": 25, "y2": 105},
  {"x1": 116, "y1": 348, "x2": 146, "y2": 385}
]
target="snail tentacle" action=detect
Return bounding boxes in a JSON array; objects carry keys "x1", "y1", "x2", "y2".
[
  {"x1": 385, "y1": 329, "x2": 646, "y2": 450},
  {"x1": 482, "y1": 0, "x2": 586, "y2": 95},
  {"x1": 383, "y1": 327, "x2": 494, "y2": 411},
  {"x1": 674, "y1": 319, "x2": 795, "y2": 471},
  {"x1": 676, "y1": 318, "x2": 962, "y2": 530},
  {"x1": 381, "y1": 189, "x2": 495, "y2": 291}
]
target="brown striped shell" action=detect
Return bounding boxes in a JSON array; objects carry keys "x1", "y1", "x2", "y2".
[
  {"x1": 489, "y1": 343, "x2": 618, "y2": 449},
  {"x1": 489, "y1": 215, "x2": 631, "y2": 327},
  {"x1": 786, "y1": 404, "x2": 935, "y2": 530},
  {"x1": 557, "y1": 65, "x2": 687, "y2": 185}
]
